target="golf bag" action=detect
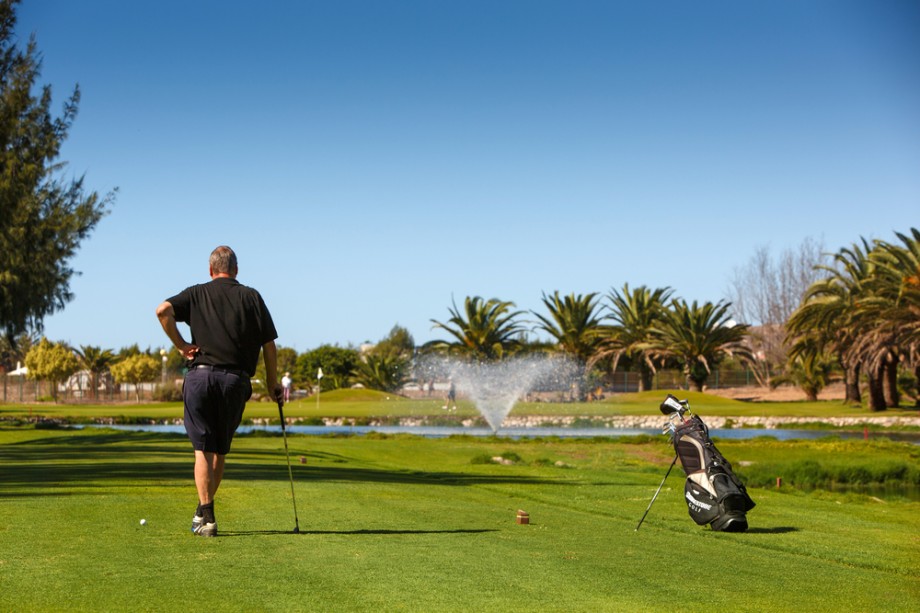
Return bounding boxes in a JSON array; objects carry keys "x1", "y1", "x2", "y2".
[{"x1": 661, "y1": 395, "x2": 755, "y2": 532}]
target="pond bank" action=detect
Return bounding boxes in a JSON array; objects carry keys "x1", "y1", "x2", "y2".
[{"x1": 263, "y1": 414, "x2": 920, "y2": 430}]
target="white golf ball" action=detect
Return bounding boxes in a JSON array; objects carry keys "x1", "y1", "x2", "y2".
[{"x1": 140, "y1": 519, "x2": 147, "y2": 526}]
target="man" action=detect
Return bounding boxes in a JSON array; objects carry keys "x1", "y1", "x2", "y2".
[
  {"x1": 281, "y1": 371, "x2": 292, "y2": 403},
  {"x1": 442, "y1": 379, "x2": 456, "y2": 411},
  {"x1": 156, "y1": 246, "x2": 280, "y2": 537}
]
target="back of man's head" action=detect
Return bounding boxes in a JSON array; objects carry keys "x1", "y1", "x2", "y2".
[{"x1": 210, "y1": 246, "x2": 238, "y2": 276}]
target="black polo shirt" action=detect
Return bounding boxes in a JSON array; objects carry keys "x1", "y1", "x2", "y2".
[{"x1": 167, "y1": 277, "x2": 278, "y2": 376}]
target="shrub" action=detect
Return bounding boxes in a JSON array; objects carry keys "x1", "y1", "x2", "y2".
[{"x1": 153, "y1": 382, "x2": 182, "y2": 402}]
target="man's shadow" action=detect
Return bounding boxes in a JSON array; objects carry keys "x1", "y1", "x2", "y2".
[{"x1": 221, "y1": 528, "x2": 498, "y2": 537}]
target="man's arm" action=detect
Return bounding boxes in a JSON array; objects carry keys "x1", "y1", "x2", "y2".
[
  {"x1": 156, "y1": 301, "x2": 199, "y2": 359},
  {"x1": 262, "y1": 340, "x2": 281, "y2": 402}
]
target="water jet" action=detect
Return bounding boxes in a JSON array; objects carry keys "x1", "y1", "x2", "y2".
[{"x1": 418, "y1": 356, "x2": 577, "y2": 432}]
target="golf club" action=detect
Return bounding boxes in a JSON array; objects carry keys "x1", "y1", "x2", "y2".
[
  {"x1": 277, "y1": 397, "x2": 301, "y2": 534},
  {"x1": 635, "y1": 454, "x2": 679, "y2": 531}
]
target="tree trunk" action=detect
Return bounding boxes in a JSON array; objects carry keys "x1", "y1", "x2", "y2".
[
  {"x1": 748, "y1": 358, "x2": 770, "y2": 387},
  {"x1": 867, "y1": 364, "x2": 887, "y2": 411},
  {"x1": 844, "y1": 361, "x2": 862, "y2": 405},
  {"x1": 638, "y1": 366, "x2": 653, "y2": 393},
  {"x1": 883, "y1": 356, "x2": 900, "y2": 408},
  {"x1": 572, "y1": 364, "x2": 587, "y2": 401},
  {"x1": 571, "y1": 378, "x2": 584, "y2": 402},
  {"x1": 916, "y1": 365, "x2": 920, "y2": 407}
]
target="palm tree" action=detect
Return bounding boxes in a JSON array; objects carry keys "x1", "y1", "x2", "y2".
[
  {"x1": 876, "y1": 229, "x2": 920, "y2": 404},
  {"x1": 652, "y1": 299, "x2": 752, "y2": 392},
  {"x1": 772, "y1": 337, "x2": 837, "y2": 401},
  {"x1": 850, "y1": 228, "x2": 920, "y2": 408},
  {"x1": 786, "y1": 240, "x2": 874, "y2": 406},
  {"x1": 787, "y1": 228, "x2": 920, "y2": 410},
  {"x1": 593, "y1": 284, "x2": 673, "y2": 392},
  {"x1": 427, "y1": 296, "x2": 526, "y2": 361},
  {"x1": 873, "y1": 228, "x2": 920, "y2": 356},
  {"x1": 351, "y1": 353, "x2": 411, "y2": 393},
  {"x1": 75, "y1": 345, "x2": 115, "y2": 400},
  {"x1": 532, "y1": 291, "x2": 604, "y2": 399},
  {"x1": 847, "y1": 311, "x2": 900, "y2": 410}
]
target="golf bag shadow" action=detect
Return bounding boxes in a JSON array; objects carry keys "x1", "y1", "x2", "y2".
[{"x1": 662, "y1": 394, "x2": 755, "y2": 532}]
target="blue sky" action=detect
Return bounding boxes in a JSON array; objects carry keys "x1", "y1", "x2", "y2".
[{"x1": 15, "y1": 0, "x2": 920, "y2": 352}]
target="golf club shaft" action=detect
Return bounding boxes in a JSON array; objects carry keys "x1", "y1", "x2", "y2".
[
  {"x1": 278, "y1": 399, "x2": 300, "y2": 532},
  {"x1": 635, "y1": 454, "x2": 679, "y2": 531}
]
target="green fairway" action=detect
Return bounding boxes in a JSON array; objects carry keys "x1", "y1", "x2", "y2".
[{"x1": 1, "y1": 425, "x2": 918, "y2": 612}]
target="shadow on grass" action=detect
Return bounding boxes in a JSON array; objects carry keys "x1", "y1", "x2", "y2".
[
  {"x1": 745, "y1": 526, "x2": 799, "y2": 534},
  {"x1": 221, "y1": 528, "x2": 499, "y2": 537},
  {"x1": 9, "y1": 430, "x2": 188, "y2": 446},
  {"x1": 0, "y1": 431, "x2": 574, "y2": 497}
]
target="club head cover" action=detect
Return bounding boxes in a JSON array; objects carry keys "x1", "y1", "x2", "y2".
[{"x1": 659, "y1": 394, "x2": 688, "y2": 416}]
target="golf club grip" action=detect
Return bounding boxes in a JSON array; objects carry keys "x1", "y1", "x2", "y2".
[{"x1": 277, "y1": 400, "x2": 286, "y2": 432}]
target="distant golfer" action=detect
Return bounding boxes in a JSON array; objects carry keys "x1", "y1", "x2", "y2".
[
  {"x1": 443, "y1": 379, "x2": 457, "y2": 411},
  {"x1": 156, "y1": 245, "x2": 280, "y2": 537},
  {"x1": 281, "y1": 372, "x2": 292, "y2": 403}
]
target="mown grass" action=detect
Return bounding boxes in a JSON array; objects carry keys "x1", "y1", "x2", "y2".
[{"x1": 1, "y1": 425, "x2": 918, "y2": 612}]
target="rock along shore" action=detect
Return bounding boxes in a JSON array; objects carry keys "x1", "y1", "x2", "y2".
[
  {"x1": 11, "y1": 413, "x2": 918, "y2": 429},
  {"x1": 269, "y1": 414, "x2": 920, "y2": 430}
]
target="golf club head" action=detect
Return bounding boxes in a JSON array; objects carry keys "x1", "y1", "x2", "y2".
[
  {"x1": 659, "y1": 394, "x2": 689, "y2": 417},
  {"x1": 662, "y1": 412, "x2": 684, "y2": 436},
  {"x1": 293, "y1": 526, "x2": 300, "y2": 534}
]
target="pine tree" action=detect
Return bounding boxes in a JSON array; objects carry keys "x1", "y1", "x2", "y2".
[{"x1": 0, "y1": 0, "x2": 115, "y2": 342}]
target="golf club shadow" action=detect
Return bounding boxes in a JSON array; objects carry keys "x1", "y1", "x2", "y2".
[
  {"x1": 744, "y1": 526, "x2": 799, "y2": 534},
  {"x1": 221, "y1": 528, "x2": 499, "y2": 537}
]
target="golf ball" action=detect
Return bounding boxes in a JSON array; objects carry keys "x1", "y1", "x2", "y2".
[{"x1": 140, "y1": 519, "x2": 147, "y2": 525}]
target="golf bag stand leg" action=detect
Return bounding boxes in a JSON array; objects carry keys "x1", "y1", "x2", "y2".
[{"x1": 635, "y1": 454, "x2": 679, "y2": 531}]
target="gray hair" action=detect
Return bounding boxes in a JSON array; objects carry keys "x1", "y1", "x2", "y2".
[{"x1": 209, "y1": 246, "x2": 238, "y2": 275}]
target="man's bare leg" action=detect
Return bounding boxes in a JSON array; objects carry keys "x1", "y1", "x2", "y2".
[
  {"x1": 194, "y1": 450, "x2": 226, "y2": 504},
  {"x1": 191, "y1": 451, "x2": 225, "y2": 535}
]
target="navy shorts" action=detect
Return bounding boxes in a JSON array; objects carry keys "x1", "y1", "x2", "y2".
[{"x1": 183, "y1": 367, "x2": 253, "y2": 454}]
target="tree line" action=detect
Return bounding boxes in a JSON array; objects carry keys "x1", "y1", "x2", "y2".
[{"x1": 6, "y1": 228, "x2": 918, "y2": 409}]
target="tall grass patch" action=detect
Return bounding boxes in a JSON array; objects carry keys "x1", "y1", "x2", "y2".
[{"x1": 714, "y1": 437, "x2": 920, "y2": 489}]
